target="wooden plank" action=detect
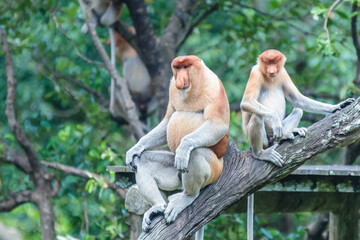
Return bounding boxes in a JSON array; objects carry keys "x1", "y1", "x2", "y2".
[
  {"x1": 106, "y1": 165, "x2": 134, "y2": 173},
  {"x1": 293, "y1": 165, "x2": 360, "y2": 176}
]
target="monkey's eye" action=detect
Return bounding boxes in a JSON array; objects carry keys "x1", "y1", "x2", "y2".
[
  {"x1": 274, "y1": 61, "x2": 278, "y2": 64},
  {"x1": 184, "y1": 65, "x2": 188, "y2": 69},
  {"x1": 175, "y1": 66, "x2": 181, "y2": 69}
]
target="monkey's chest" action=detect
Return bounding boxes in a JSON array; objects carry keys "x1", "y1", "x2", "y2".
[
  {"x1": 258, "y1": 87, "x2": 286, "y2": 119},
  {"x1": 167, "y1": 111, "x2": 205, "y2": 152}
]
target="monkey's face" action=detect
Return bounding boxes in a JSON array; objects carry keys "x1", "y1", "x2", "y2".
[
  {"x1": 259, "y1": 49, "x2": 285, "y2": 79},
  {"x1": 171, "y1": 55, "x2": 201, "y2": 90}
]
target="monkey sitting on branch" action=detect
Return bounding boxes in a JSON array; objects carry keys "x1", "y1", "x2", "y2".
[
  {"x1": 126, "y1": 55, "x2": 230, "y2": 232},
  {"x1": 241, "y1": 49, "x2": 355, "y2": 167}
]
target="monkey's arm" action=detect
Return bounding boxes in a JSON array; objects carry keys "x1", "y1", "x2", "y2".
[
  {"x1": 240, "y1": 71, "x2": 283, "y2": 139},
  {"x1": 125, "y1": 103, "x2": 175, "y2": 168},
  {"x1": 174, "y1": 99, "x2": 229, "y2": 172},
  {"x1": 283, "y1": 74, "x2": 355, "y2": 114},
  {"x1": 240, "y1": 71, "x2": 281, "y2": 118}
]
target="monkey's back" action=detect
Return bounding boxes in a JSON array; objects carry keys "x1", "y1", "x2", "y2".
[{"x1": 167, "y1": 111, "x2": 205, "y2": 153}]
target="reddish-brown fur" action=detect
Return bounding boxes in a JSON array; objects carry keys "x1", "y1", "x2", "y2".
[{"x1": 258, "y1": 49, "x2": 285, "y2": 79}]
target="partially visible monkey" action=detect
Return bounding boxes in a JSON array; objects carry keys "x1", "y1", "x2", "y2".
[
  {"x1": 79, "y1": 0, "x2": 123, "y2": 34},
  {"x1": 78, "y1": 0, "x2": 123, "y2": 99},
  {"x1": 126, "y1": 55, "x2": 230, "y2": 231},
  {"x1": 241, "y1": 49, "x2": 355, "y2": 167},
  {"x1": 108, "y1": 31, "x2": 156, "y2": 121}
]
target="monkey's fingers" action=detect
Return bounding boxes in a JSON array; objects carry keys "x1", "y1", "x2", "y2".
[
  {"x1": 340, "y1": 98, "x2": 356, "y2": 108},
  {"x1": 268, "y1": 149, "x2": 283, "y2": 167}
]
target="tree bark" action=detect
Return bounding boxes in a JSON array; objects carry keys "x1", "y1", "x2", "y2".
[
  {"x1": 124, "y1": 0, "x2": 170, "y2": 118},
  {"x1": 1, "y1": 27, "x2": 57, "y2": 240},
  {"x1": 139, "y1": 98, "x2": 360, "y2": 239}
]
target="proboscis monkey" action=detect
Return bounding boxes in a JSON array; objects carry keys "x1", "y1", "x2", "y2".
[
  {"x1": 126, "y1": 55, "x2": 230, "y2": 232},
  {"x1": 108, "y1": 31, "x2": 156, "y2": 121},
  {"x1": 241, "y1": 49, "x2": 355, "y2": 167},
  {"x1": 79, "y1": 0, "x2": 123, "y2": 34},
  {"x1": 78, "y1": 0, "x2": 122, "y2": 94}
]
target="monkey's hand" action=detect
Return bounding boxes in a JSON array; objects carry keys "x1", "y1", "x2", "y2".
[
  {"x1": 267, "y1": 112, "x2": 283, "y2": 141},
  {"x1": 174, "y1": 138, "x2": 195, "y2": 173},
  {"x1": 283, "y1": 127, "x2": 308, "y2": 140},
  {"x1": 125, "y1": 145, "x2": 145, "y2": 171},
  {"x1": 333, "y1": 98, "x2": 355, "y2": 113}
]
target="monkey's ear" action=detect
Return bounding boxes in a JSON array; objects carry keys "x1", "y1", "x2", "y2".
[{"x1": 106, "y1": 38, "x2": 111, "y2": 45}]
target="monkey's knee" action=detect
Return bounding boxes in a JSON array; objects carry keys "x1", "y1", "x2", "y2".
[
  {"x1": 291, "y1": 108, "x2": 303, "y2": 118},
  {"x1": 182, "y1": 148, "x2": 217, "y2": 195}
]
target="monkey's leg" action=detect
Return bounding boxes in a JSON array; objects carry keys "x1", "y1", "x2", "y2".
[
  {"x1": 248, "y1": 115, "x2": 283, "y2": 167},
  {"x1": 282, "y1": 108, "x2": 307, "y2": 140},
  {"x1": 135, "y1": 150, "x2": 181, "y2": 232},
  {"x1": 100, "y1": 2, "x2": 119, "y2": 26},
  {"x1": 164, "y1": 148, "x2": 220, "y2": 223}
]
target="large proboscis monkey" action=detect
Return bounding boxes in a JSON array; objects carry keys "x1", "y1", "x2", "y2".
[
  {"x1": 108, "y1": 31, "x2": 156, "y2": 122},
  {"x1": 241, "y1": 49, "x2": 355, "y2": 167},
  {"x1": 126, "y1": 55, "x2": 230, "y2": 232}
]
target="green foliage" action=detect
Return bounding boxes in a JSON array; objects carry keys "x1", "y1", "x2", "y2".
[{"x1": 0, "y1": 0, "x2": 359, "y2": 239}]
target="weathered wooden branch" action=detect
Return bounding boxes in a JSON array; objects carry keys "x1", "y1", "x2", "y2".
[{"x1": 139, "y1": 98, "x2": 360, "y2": 239}]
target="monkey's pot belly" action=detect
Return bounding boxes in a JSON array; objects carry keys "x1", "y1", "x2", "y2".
[{"x1": 167, "y1": 111, "x2": 204, "y2": 152}]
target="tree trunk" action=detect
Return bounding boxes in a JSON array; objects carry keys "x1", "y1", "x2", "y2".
[
  {"x1": 37, "y1": 196, "x2": 56, "y2": 240},
  {"x1": 139, "y1": 98, "x2": 360, "y2": 239}
]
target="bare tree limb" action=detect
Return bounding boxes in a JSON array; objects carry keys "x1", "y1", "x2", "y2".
[
  {"x1": 50, "y1": 5, "x2": 105, "y2": 68},
  {"x1": 176, "y1": 3, "x2": 219, "y2": 51},
  {"x1": 0, "y1": 140, "x2": 32, "y2": 173},
  {"x1": 160, "y1": 0, "x2": 197, "y2": 64},
  {"x1": 139, "y1": 98, "x2": 360, "y2": 239},
  {"x1": 0, "y1": 28, "x2": 42, "y2": 174},
  {"x1": 0, "y1": 190, "x2": 34, "y2": 212},
  {"x1": 41, "y1": 161, "x2": 127, "y2": 199},
  {"x1": 83, "y1": 1, "x2": 145, "y2": 140},
  {"x1": 1, "y1": 27, "x2": 57, "y2": 240},
  {"x1": 324, "y1": 0, "x2": 342, "y2": 44},
  {"x1": 236, "y1": 2, "x2": 316, "y2": 36}
]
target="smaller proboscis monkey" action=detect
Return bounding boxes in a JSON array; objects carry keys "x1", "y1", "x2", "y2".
[
  {"x1": 79, "y1": 0, "x2": 123, "y2": 34},
  {"x1": 108, "y1": 31, "x2": 156, "y2": 121},
  {"x1": 241, "y1": 49, "x2": 355, "y2": 167},
  {"x1": 126, "y1": 55, "x2": 230, "y2": 232}
]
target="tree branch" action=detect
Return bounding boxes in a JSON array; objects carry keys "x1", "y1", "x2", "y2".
[
  {"x1": 50, "y1": 6, "x2": 105, "y2": 68},
  {"x1": 176, "y1": 3, "x2": 219, "y2": 51},
  {"x1": 236, "y1": 2, "x2": 316, "y2": 36},
  {"x1": 139, "y1": 98, "x2": 360, "y2": 239},
  {"x1": 0, "y1": 190, "x2": 34, "y2": 212},
  {"x1": 41, "y1": 161, "x2": 127, "y2": 199},
  {"x1": 0, "y1": 28, "x2": 42, "y2": 174},
  {"x1": 82, "y1": 1, "x2": 145, "y2": 140},
  {"x1": 0, "y1": 140, "x2": 32, "y2": 173},
  {"x1": 351, "y1": 0, "x2": 360, "y2": 88},
  {"x1": 125, "y1": 0, "x2": 170, "y2": 118},
  {"x1": 324, "y1": 0, "x2": 342, "y2": 44}
]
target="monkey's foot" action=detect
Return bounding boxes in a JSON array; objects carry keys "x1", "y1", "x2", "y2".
[
  {"x1": 164, "y1": 192, "x2": 198, "y2": 224},
  {"x1": 142, "y1": 203, "x2": 167, "y2": 232},
  {"x1": 253, "y1": 145, "x2": 283, "y2": 167}
]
